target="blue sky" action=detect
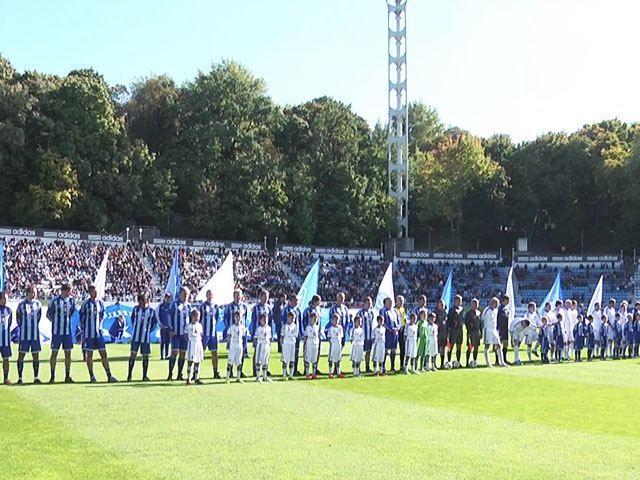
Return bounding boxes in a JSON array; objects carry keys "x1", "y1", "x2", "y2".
[{"x1": 1, "y1": 0, "x2": 638, "y2": 142}]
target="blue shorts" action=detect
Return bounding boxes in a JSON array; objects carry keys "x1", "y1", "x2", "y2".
[
  {"x1": 171, "y1": 335, "x2": 188, "y2": 351},
  {"x1": 130, "y1": 341, "x2": 151, "y2": 355},
  {"x1": 19, "y1": 340, "x2": 41, "y2": 353},
  {"x1": 51, "y1": 334, "x2": 74, "y2": 351},
  {"x1": 83, "y1": 337, "x2": 106, "y2": 351},
  {"x1": 203, "y1": 335, "x2": 218, "y2": 351},
  {"x1": 0, "y1": 346, "x2": 11, "y2": 358},
  {"x1": 364, "y1": 340, "x2": 373, "y2": 352}
]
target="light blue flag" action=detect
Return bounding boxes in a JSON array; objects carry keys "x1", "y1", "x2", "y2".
[
  {"x1": 538, "y1": 271, "x2": 563, "y2": 317},
  {"x1": 0, "y1": 241, "x2": 4, "y2": 293},
  {"x1": 440, "y1": 269, "x2": 453, "y2": 312},
  {"x1": 165, "y1": 250, "x2": 181, "y2": 300},
  {"x1": 297, "y1": 259, "x2": 319, "y2": 314}
]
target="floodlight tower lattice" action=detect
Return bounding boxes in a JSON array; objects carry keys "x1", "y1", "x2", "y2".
[{"x1": 387, "y1": 0, "x2": 409, "y2": 239}]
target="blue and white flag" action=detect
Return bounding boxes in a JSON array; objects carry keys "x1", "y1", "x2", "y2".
[
  {"x1": 440, "y1": 269, "x2": 453, "y2": 312},
  {"x1": 297, "y1": 259, "x2": 319, "y2": 314},
  {"x1": 539, "y1": 271, "x2": 563, "y2": 316},
  {"x1": 102, "y1": 303, "x2": 133, "y2": 342},
  {"x1": 506, "y1": 267, "x2": 515, "y2": 324},
  {"x1": 587, "y1": 275, "x2": 603, "y2": 318},
  {"x1": 166, "y1": 249, "x2": 181, "y2": 300},
  {"x1": 195, "y1": 252, "x2": 234, "y2": 304},
  {"x1": 374, "y1": 262, "x2": 394, "y2": 315},
  {"x1": 0, "y1": 241, "x2": 4, "y2": 293},
  {"x1": 94, "y1": 248, "x2": 110, "y2": 300}
]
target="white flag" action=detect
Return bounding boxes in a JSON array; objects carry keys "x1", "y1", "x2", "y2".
[
  {"x1": 374, "y1": 262, "x2": 394, "y2": 315},
  {"x1": 506, "y1": 267, "x2": 515, "y2": 324},
  {"x1": 587, "y1": 275, "x2": 603, "y2": 318},
  {"x1": 94, "y1": 248, "x2": 110, "y2": 300},
  {"x1": 195, "y1": 252, "x2": 235, "y2": 305}
]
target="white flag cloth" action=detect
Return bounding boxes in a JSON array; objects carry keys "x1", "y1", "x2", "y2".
[
  {"x1": 374, "y1": 262, "x2": 394, "y2": 315},
  {"x1": 94, "y1": 248, "x2": 110, "y2": 300},
  {"x1": 587, "y1": 275, "x2": 603, "y2": 318},
  {"x1": 195, "y1": 252, "x2": 235, "y2": 304}
]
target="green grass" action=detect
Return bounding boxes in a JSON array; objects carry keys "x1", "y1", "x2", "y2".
[{"x1": 1, "y1": 344, "x2": 639, "y2": 479}]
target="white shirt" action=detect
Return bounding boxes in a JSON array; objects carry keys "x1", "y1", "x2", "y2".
[
  {"x1": 351, "y1": 326, "x2": 365, "y2": 346},
  {"x1": 282, "y1": 322, "x2": 298, "y2": 345},
  {"x1": 255, "y1": 325, "x2": 271, "y2": 345},
  {"x1": 304, "y1": 324, "x2": 320, "y2": 345},
  {"x1": 228, "y1": 324, "x2": 245, "y2": 346},
  {"x1": 328, "y1": 325, "x2": 343, "y2": 345}
]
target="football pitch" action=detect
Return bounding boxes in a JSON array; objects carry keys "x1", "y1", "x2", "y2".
[{"x1": 1, "y1": 344, "x2": 639, "y2": 479}]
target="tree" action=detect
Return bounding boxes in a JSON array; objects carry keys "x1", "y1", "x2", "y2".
[
  {"x1": 414, "y1": 134, "x2": 505, "y2": 247},
  {"x1": 16, "y1": 150, "x2": 79, "y2": 226}
]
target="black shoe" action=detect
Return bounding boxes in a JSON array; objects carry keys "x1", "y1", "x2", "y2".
[
  {"x1": 65, "y1": 377, "x2": 74, "y2": 384},
  {"x1": 17, "y1": 378, "x2": 24, "y2": 385},
  {"x1": 108, "y1": 376, "x2": 118, "y2": 383},
  {"x1": 214, "y1": 372, "x2": 221, "y2": 379},
  {"x1": 266, "y1": 371, "x2": 272, "y2": 376},
  {"x1": 33, "y1": 378, "x2": 42, "y2": 384},
  {"x1": 240, "y1": 373, "x2": 247, "y2": 378},
  {"x1": 195, "y1": 379, "x2": 203, "y2": 385},
  {"x1": 532, "y1": 351, "x2": 539, "y2": 358},
  {"x1": 126, "y1": 376, "x2": 132, "y2": 382},
  {"x1": 90, "y1": 376, "x2": 97, "y2": 384},
  {"x1": 49, "y1": 377, "x2": 56, "y2": 384},
  {"x1": 176, "y1": 374, "x2": 184, "y2": 381},
  {"x1": 294, "y1": 371, "x2": 301, "y2": 377},
  {"x1": 142, "y1": 376, "x2": 150, "y2": 382},
  {"x1": 167, "y1": 374, "x2": 173, "y2": 381}
]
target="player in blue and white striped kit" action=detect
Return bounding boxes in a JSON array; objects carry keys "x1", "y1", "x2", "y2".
[
  {"x1": 16, "y1": 285, "x2": 43, "y2": 384},
  {"x1": 80, "y1": 285, "x2": 117, "y2": 383},
  {"x1": 224, "y1": 289, "x2": 249, "y2": 377},
  {"x1": 357, "y1": 296, "x2": 374, "y2": 373},
  {"x1": 127, "y1": 292, "x2": 158, "y2": 382},
  {"x1": 328, "y1": 292, "x2": 350, "y2": 347},
  {"x1": 199, "y1": 289, "x2": 220, "y2": 379},
  {"x1": 47, "y1": 283, "x2": 76, "y2": 383},
  {"x1": 0, "y1": 291, "x2": 13, "y2": 385},
  {"x1": 250, "y1": 289, "x2": 272, "y2": 377},
  {"x1": 167, "y1": 287, "x2": 191, "y2": 381}
]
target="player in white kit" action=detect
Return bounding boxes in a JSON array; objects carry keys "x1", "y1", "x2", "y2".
[
  {"x1": 372, "y1": 316, "x2": 386, "y2": 376},
  {"x1": 226, "y1": 311, "x2": 246, "y2": 383},
  {"x1": 350, "y1": 316, "x2": 365, "y2": 377},
  {"x1": 482, "y1": 297, "x2": 506, "y2": 368},
  {"x1": 253, "y1": 313, "x2": 272, "y2": 383},
  {"x1": 185, "y1": 309, "x2": 204, "y2": 384},
  {"x1": 303, "y1": 312, "x2": 320, "y2": 379},
  {"x1": 281, "y1": 311, "x2": 298, "y2": 381},
  {"x1": 403, "y1": 313, "x2": 418, "y2": 374},
  {"x1": 327, "y1": 314, "x2": 344, "y2": 378}
]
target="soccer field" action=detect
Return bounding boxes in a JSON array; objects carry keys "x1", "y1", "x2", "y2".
[{"x1": 1, "y1": 344, "x2": 639, "y2": 480}]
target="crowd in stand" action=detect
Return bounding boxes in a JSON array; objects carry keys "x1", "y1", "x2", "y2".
[
  {"x1": 2, "y1": 237, "x2": 637, "y2": 307},
  {"x1": 278, "y1": 253, "x2": 386, "y2": 303},
  {"x1": 395, "y1": 261, "x2": 507, "y2": 306},
  {"x1": 2, "y1": 239, "x2": 152, "y2": 301}
]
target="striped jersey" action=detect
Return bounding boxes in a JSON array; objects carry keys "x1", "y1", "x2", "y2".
[
  {"x1": 131, "y1": 306, "x2": 158, "y2": 344},
  {"x1": 250, "y1": 302, "x2": 272, "y2": 336},
  {"x1": 0, "y1": 306, "x2": 12, "y2": 348},
  {"x1": 47, "y1": 295, "x2": 76, "y2": 336},
  {"x1": 79, "y1": 298, "x2": 105, "y2": 339},
  {"x1": 223, "y1": 302, "x2": 248, "y2": 331},
  {"x1": 17, "y1": 299, "x2": 42, "y2": 341},
  {"x1": 199, "y1": 302, "x2": 218, "y2": 337},
  {"x1": 357, "y1": 307, "x2": 374, "y2": 341},
  {"x1": 169, "y1": 300, "x2": 191, "y2": 336}
]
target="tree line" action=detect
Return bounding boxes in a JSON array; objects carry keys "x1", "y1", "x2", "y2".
[{"x1": 1, "y1": 54, "x2": 639, "y2": 251}]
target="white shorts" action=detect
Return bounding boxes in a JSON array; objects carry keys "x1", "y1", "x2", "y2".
[
  {"x1": 255, "y1": 343, "x2": 270, "y2": 366},
  {"x1": 372, "y1": 342, "x2": 385, "y2": 363},
  {"x1": 282, "y1": 343, "x2": 296, "y2": 364},
  {"x1": 304, "y1": 342, "x2": 319, "y2": 364},
  {"x1": 228, "y1": 343, "x2": 243, "y2": 366},
  {"x1": 350, "y1": 344, "x2": 364, "y2": 363},
  {"x1": 329, "y1": 342, "x2": 343, "y2": 363}
]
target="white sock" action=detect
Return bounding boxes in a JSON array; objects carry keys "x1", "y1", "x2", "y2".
[
  {"x1": 514, "y1": 345, "x2": 520, "y2": 363},
  {"x1": 484, "y1": 347, "x2": 491, "y2": 367},
  {"x1": 527, "y1": 346, "x2": 532, "y2": 362}
]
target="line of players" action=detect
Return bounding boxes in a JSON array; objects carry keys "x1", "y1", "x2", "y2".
[{"x1": 2, "y1": 283, "x2": 640, "y2": 385}]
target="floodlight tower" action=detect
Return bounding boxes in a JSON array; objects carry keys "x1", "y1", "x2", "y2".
[{"x1": 387, "y1": 0, "x2": 409, "y2": 239}]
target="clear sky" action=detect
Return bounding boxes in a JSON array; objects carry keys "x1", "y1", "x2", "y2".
[{"x1": 1, "y1": 0, "x2": 638, "y2": 142}]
